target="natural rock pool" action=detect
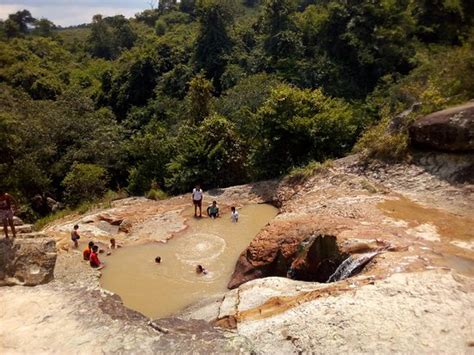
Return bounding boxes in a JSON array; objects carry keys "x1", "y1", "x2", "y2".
[{"x1": 100, "y1": 204, "x2": 278, "y2": 318}]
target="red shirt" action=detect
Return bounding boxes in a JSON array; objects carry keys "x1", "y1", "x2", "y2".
[
  {"x1": 90, "y1": 252, "x2": 100, "y2": 267},
  {"x1": 83, "y1": 248, "x2": 91, "y2": 261}
]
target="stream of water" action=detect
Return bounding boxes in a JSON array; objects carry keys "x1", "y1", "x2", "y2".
[{"x1": 100, "y1": 204, "x2": 278, "y2": 319}]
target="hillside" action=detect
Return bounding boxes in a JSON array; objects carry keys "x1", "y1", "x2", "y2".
[{"x1": 0, "y1": 0, "x2": 473, "y2": 222}]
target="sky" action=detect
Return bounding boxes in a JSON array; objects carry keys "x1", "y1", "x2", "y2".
[{"x1": 0, "y1": 1, "x2": 154, "y2": 27}]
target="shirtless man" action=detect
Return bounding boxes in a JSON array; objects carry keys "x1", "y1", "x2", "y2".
[{"x1": 0, "y1": 191, "x2": 17, "y2": 239}]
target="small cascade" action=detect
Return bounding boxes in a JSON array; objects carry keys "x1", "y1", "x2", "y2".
[{"x1": 327, "y1": 251, "x2": 380, "y2": 283}]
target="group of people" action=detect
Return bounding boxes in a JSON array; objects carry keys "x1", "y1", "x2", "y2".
[
  {"x1": 192, "y1": 185, "x2": 239, "y2": 223},
  {"x1": 72, "y1": 224, "x2": 119, "y2": 269}
]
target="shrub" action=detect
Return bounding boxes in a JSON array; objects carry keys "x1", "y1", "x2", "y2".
[
  {"x1": 62, "y1": 163, "x2": 108, "y2": 206},
  {"x1": 285, "y1": 160, "x2": 333, "y2": 184},
  {"x1": 146, "y1": 188, "x2": 168, "y2": 201}
]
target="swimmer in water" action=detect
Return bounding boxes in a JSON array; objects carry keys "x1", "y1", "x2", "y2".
[
  {"x1": 196, "y1": 264, "x2": 208, "y2": 275},
  {"x1": 155, "y1": 256, "x2": 162, "y2": 263}
]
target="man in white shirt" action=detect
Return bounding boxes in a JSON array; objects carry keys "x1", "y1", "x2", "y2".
[{"x1": 192, "y1": 184, "x2": 203, "y2": 217}]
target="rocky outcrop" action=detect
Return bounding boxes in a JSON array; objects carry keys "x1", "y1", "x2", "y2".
[
  {"x1": 409, "y1": 102, "x2": 474, "y2": 151},
  {"x1": 0, "y1": 236, "x2": 57, "y2": 286}
]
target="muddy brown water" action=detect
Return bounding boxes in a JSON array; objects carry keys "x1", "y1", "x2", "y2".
[
  {"x1": 377, "y1": 196, "x2": 474, "y2": 240},
  {"x1": 100, "y1": 204, "x2": 278, "y2": 319}
]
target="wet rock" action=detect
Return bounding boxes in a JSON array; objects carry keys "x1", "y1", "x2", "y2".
[
  {"x1": 409, "y1": 102, "x2": 474, "y2": 152},
  {"x1": 0, "y1": 237, "x2": 57, "y2": 286},
  {"x1": 289, "y1": 234, "x2": 348, "y2": 282}
]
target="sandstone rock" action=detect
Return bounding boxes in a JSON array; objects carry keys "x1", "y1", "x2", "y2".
[
  {"x1": 409, "y1": 102, "x2": 474, "y2": 151},
  {"x1": 289, "y1": 234, "x2": 348, "y2": 282},
  {"x1": 228, "y1": 221, "x2": 346, "y2": 289},
  {"x1": 13, "y1": 216, "x2": 24, "y2": 226},
  {"x1": 0, "y1": 237, "x2": 57, "y2": 286},
  {"x1": 119, "y1": 219, "x2": 132, "y2": 233},
  {"x1": 98, "y1": 213, "x2": 124, "y2": 226}
]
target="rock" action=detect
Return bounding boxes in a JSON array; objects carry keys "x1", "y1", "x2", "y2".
[
  {"x1": 15, "y1": 224, "x2": 33, "y2": 234},
  {"x1": 409, "y1": 102, "x2": 474, "y2": 151},
  {"x1": 388, "y1": 102, "x2": 421, "y2": 134},
  {"x1": 13, "y1": 216, "x2": 24, "y2": 226},
  {"x1": 228, "y1": 221, "x2": 345, "y2": 289},
  {"x1": 118, "y1": 219, "x2": 132, "y2": 233},
  {"x1": 98, "y1": 213, "x2": 124, "y2": 226},
  {"x1": 289, "y1": 234, "x2": 348, "y2": 283},
  {"x1": 0, "y1": 237, "x2": 57, "y2": 286}
]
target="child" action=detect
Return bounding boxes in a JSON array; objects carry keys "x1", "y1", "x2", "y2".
[
  {"x1": 71, "y1": 225, "x2": 80, "y2": 248},
  {"x1": 230, "y1": 206, "x2": 239, "y2": 223},
  {"x1": 90, "y1": 245, "x2": 101, "y2": 268},
  {"x1": 207, "y1": 201, "x2": 219, "y2": 219},
  {"x1": 196, "y1": 264, "x2": 208, "y2": 275},
  {"x1": 83, "y1": 241, "x2": 94, "y2": 261}
]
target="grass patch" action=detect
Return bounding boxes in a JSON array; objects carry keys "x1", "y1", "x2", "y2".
[
  {"x1": 34, "y1": 189, "x2": 128, "y2": 230},
  {"x1": 353, "y1": 119, "x2": 409, "y2": 162},
  {"x1": 146, "y1": 188, "x2": 168, "y2": 201},
  {"x1": 285, "y1": 160, "x2": 333, "y2": 184}
]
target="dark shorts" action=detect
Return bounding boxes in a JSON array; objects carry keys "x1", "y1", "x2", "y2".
[
  {"x1": 193, "y1": 199, "x2": 202, "y2": 207},
  {"x1": 209, "y1": 212, "x2": 218, "y2": 218}
]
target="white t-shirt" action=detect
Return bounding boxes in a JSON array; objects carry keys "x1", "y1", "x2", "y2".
[
  {"x1": 192, "y1": 188, "x2": 203, "y2": 201},
  {"x1": 231, "y1": 210, "x2": 239, "y2": 223}
]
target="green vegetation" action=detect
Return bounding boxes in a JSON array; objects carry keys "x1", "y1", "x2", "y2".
[{"x1": 0, "y1": 1, "x2": 473, "y2": 220}]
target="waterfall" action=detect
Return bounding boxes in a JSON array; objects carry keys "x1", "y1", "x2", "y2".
[{"x1": 327, "y1": 251, "x2": 380, "y2": 283}]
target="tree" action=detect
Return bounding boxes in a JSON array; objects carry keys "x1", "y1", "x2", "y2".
[
  {"x1": 252, "y1": 85, "x2": 358, "y2": 178},
  {"x1": 194, "y1": 0, "x2": 234, "y2": 91},
  {"x1": 33, "y1": 18, "x2": 56, "y2": 37},
  {"x1": 62, "y1": 163, "x2": 108, "y2": 205},
  {"x1": 88, "y1": 14, "x2": 115, "y2": 59},
  {"x1": 4, "y1": 10, "x2": 36, "y2": 38},
  {"x1": 187, "y1": 74, "x2": 214, "y2": 123}
]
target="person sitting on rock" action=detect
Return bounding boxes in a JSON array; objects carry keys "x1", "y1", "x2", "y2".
[
  {"x1": 83, "y1": 241, "x2": 94, "y2": 261},
  {"x1": 90, "y1": 245, "x2": 101, "y2": 268},
  {"x1": 196, "y1": 264, "x2": 208, "y2": 275},
  {"x1": 207, "y1": 201, "x2": 219, "y2": 219},
  {"x1": 230, "y1": 206, "x2": 239, "y2": 223},
  {"x1": 0, "y1": 191, "x2": 17, "y2": 239},
  {"x1": 71, "y1": 225, "x2": 80, "y2": 248}
]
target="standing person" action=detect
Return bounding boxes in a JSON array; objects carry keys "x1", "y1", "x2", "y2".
[
  {"x1": 71, "y1": 225, "x2": 80, "y2": 248},
  {"x1": 0, "y1": 191, "x2": 17, "y2": 239},
  {"x1": 192, "y1": 184, "x2": 203, "y2": 218},
  {"x1": 230, "y1": 206, "x2": 239, "y2": 223}
]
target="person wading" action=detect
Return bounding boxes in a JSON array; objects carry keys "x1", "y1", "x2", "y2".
[
  {"x1": 0, "y1": 191, "x2": 17, "y2": 239},
  {"x1": 192, "y1": 184, "x2": 203, "y2": 218}
]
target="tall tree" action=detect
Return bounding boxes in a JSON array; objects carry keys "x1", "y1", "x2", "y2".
[{"x1": 194, "y1": 0, "x2": 234, "y2": 91}]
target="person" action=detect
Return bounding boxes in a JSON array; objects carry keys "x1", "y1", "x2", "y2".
[
  {"x1": 90, "y1": 245, "x2": 101, "y2": 268},
  {"x1": 0, "y1": 191, "x2": 17, "y2": 239},
  {"x1": 155, "y1": 256, "x2": 161, "y2": 263},
  {"x1": 71, "y1": 225, "x2": 80, "y2": 248},
  {"x1": 207, "y1": 201, "x2": 219, "y2": 219},
  {"x1": 230, "y1": 206, "x2": 239, "y2": 223},
  {"x1": 196, "y1": 264, "x2": 208, "y2": 275},
  {"x1": 110, "y1": 238, "x2": 116, "y2": 249},
  {"x1": 83, "y1": 241, "x2": 94, "y2": 261},
  {"x1": 192, "y1": 184, "x2": 203, "y2": 217}
]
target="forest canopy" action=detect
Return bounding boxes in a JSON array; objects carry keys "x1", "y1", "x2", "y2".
[{"x1": 1, "y1": 0, "x2": 473, "y2": 219}]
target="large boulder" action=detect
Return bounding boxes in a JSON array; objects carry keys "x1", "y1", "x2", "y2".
[
  {"x1": 409, "y1": 102, "x2": 474, "y2": 151},
  {"x1": 0, "y1": 236, "x2": 57, "y2": 286}
]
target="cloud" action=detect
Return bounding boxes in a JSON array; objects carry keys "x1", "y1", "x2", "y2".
[{"x1": 0, "y1": 1, "x2": 150, "y2": 26}]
